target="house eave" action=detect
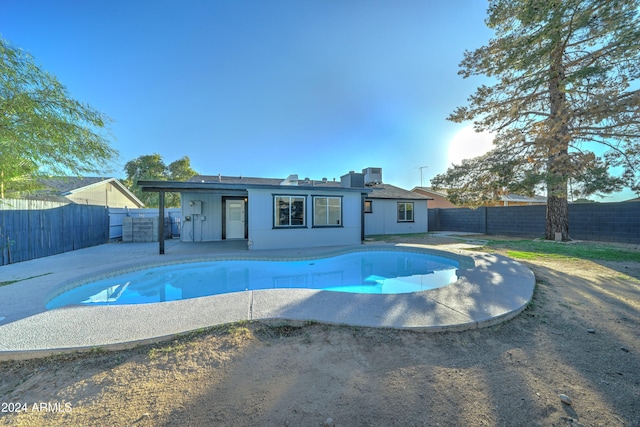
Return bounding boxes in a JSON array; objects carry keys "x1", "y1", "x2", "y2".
[{"x1": 54, "y1": 177, "x2": 145, "y2": 207}]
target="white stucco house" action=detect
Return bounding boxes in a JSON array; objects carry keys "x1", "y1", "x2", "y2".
[
  {"x1": 364, "y1": 184, "x2": 430, "y2": 236},
  {"x1": 138, "y1": 168, "x2": 429, "y2": 252}
]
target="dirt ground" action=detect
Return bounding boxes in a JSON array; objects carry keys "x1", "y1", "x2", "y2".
[{"x1": 0, "y1": 235, "x2": 639, "y2": 427}]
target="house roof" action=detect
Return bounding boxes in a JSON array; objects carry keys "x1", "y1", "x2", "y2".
[
  {"x1": 139, "y1": 174, "x2": 371, "y2": 194},
  {"x1": 411, "y1": 187, "x2": 456, "y2": 208},
  {"x1": 412, "y1": 186, "x2": 449, "y2": 197},
  {"x1": 141, "y1": 174, "x2": 428, "y2": 201},
  {"x1": 39, "y1": 176, "x2": 109, "y2": 194},
  {"x1": 367, "y1": 184, "x2": 430, "y2": 200},
  {"x1": 37, "y1": 176, "x2": 144, "y2": 206},
  {"x1": 190, "y1": 174, "x2": 306, "y2": 186}
]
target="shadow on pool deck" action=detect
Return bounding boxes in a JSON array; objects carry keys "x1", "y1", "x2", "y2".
[{"x1": 0, "y1": 240, "x2": 535, "y2": 360}]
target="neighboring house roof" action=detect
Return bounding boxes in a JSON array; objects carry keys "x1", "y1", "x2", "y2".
[
  {"x1": 411, "y1": 187, "x2": 456, "y2": 208},
  {"x1": 40, "y1": 176, "x2": 107, "y2": 194},
  {"x1": 36, "y1": 176, "x2": 144, "y2": 207},
  {"x1": 624, "y1": 197, "x2": 640, "y2": 202},
  {"x1": 412, "y1": 186, "x2": 547, "y2": 207},
  {"x1": 367, "y1": 184, "x2": 430, "y2": 200},
  {"x1": 500, "y1": 194, "x2": 547, "y2": 204}
]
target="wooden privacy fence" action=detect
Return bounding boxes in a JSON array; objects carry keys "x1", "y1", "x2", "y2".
[{"x1": 0, "y1": 199, "x2": 109, "y2": 265}]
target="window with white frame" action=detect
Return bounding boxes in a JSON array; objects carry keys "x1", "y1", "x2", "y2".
[
  {"x1": 397, "y1": 202, "x2": 414, "y2": 222},
  {"x1": 313, "y1": 196, "x2": 342, "y2": 226},
  {"x1": 274, "y1": 195, "x2": 305, "y2": 227}
]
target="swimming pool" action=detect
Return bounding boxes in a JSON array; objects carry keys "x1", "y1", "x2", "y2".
[{"x1": 46, "y1": 250, "x2": 460, "y2": 309}]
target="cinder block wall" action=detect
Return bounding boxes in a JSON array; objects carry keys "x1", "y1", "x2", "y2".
[
  {"x1": 429, "y1": 202, "x2": 640, "y2": 244},
  {"x1": 122, "y1": 217, "x2": 171, "y2": 242},
  {"x1": 487, "y1": 205, "x2": 546, "y2": 237},
  {"x1": 435, "y1": 207, "x2": 486, "y2": 232},
  {"x1": 569, "y1": 202, "x2": 640, "y2": 243}
]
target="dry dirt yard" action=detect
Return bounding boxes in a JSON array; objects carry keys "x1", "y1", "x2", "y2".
[{"x1": 0, "y1": 235, "x2": 639, "y2": 427}]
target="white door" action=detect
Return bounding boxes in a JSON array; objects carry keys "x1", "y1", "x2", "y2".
[{"x1": 226, "y1": 200, "x2": 245, "y2": 239}]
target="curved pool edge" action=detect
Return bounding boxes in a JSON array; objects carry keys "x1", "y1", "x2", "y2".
[
  {"x1": 0, "y1": 245, "x2": 535, "y2": 361},
  {"x1": 43, "y1": 244, "x2": 474, "y2": 303}
]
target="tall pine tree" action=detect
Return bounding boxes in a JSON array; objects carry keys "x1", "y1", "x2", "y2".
[{"x1": 433, "y1": 0, "x2": 640, "y2": 240}]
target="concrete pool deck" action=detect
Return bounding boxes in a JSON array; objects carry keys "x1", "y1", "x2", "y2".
[{"x1": 0, "y1": 240, "x2": 535, "y2": 360}]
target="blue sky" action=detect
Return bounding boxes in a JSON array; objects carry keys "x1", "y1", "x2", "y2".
[{"x1": 1, "y1": 1, "x2": 634, "y2": 201}]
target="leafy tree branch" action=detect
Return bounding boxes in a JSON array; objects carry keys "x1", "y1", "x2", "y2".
[{"x1": 0, "y1": 37, "x2": 117, "y2": 197}]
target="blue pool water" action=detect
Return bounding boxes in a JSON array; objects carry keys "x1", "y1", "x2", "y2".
[{"x1": 46, "y1": 250, "x2": 459, "y2": 309}]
